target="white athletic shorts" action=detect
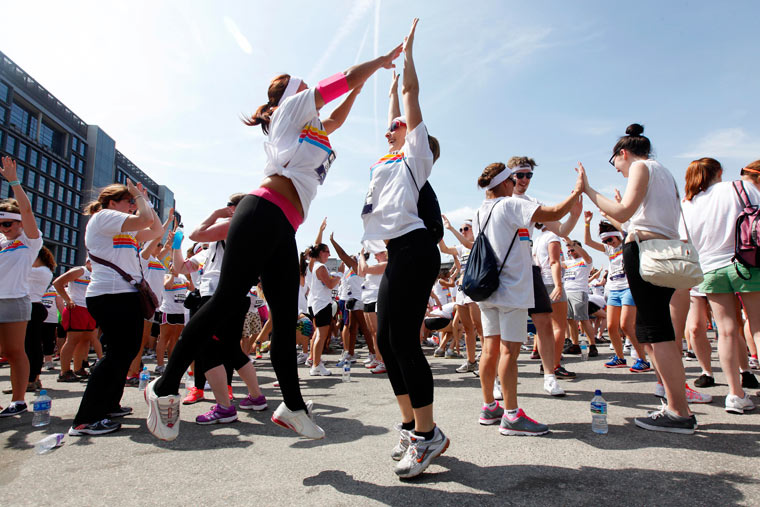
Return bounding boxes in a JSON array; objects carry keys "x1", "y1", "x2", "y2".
[{"x1": 478, "y1": 304, "x2": 528, "y2": 343}]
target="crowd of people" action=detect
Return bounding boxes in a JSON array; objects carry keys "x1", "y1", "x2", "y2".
[{"x1": 2, "y1": 18, "x2": 760, "y2": 479}]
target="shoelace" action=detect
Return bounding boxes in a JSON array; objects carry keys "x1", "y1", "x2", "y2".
[{"x1": 159, "y1": 399, "x2": 179, "y2": 425}]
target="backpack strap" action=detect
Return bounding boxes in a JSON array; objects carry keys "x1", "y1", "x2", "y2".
[
  {"x1": 496, "y1": 229, "x2": 520, "y2": 276},
  {"x1": 733, "y1": 180, "x2": 752, "y2": 208}
]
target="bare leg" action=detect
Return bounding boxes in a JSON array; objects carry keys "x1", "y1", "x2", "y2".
[
  {"x1": 0, "y1": 322, "x2": 29, "y2": 402},
  {"x1": 533, "y1": 313, "x2": 555, "y2": 374},
  {"x1": 687, "y1": 296, "x2": 712, "y2": 375},
  {"x1": 707, "y1": 293, "x2": 744, "y2": 397},
  {"x1": 500, "y1": 341, "x2": 522, "y2": 411},
  {"x1": 479, "y1": 336, "x2": 500, "y2": 403}
]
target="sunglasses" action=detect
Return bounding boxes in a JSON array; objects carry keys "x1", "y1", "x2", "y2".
[
  {"x1": 0, "y1": 221, "x2": 16, "y2": 227},
  {"x1": 602, "y1": 237, "x2": 616, "y2": 245},
  {"x1": 459, "y1": 226, "x2": 470, "y2": 232},
  {"x1": 609, "y1": 150, "x2": 620, "y2": 167},
  {"x1": 227, "y1": 201, "x2": 236, "y2": 207},
  {"x1": 387, "y1": 120, "x2": 406, "y2": 133},
  {"x1": 514, "y1": 172, "x2": 533, "y2": 180}
]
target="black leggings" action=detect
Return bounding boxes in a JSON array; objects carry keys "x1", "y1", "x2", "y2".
[
  {"x1": 377, "y1": 228, "x2": 440, "y2": 409},
  {"x1": 41, "y1": 322, "x2": 57, "y2": 356},
  {"x1": 155, "y1": 195, "x2": 305, "y2": 411},
  {"x1": 25, "y1": 303, "x2": 47, "y2": 382},
  {"x1": 75, "y1": 292, "x2": 143, "y2": 425},
  {"x1": 192, "y1": 296, "x2": 234, "y2": 390}
]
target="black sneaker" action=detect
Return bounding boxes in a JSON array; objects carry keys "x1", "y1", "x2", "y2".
[
  {"x1": 741, "y1": 371, "x2": 759, "y2": 389},
  {"x1": 684, "y1": 350, "x2": 697, "y2": 361},
  {"x1": 563, "y1": 344, "x2": 581, "y2": 355},
  {"x1": 57, "y1": 370, "x2": 79, "y2": 383},
  {"x1": 0, "y1": 402, "x2": 27, "y2": 417},
  {"x1": 694, "y1": 374, "x2": 715, "y2": 388},
  {"x1": 588, "y1": 345, "x2": 599, "y2": 358},
  {"x1": 125, "y1": 376, "x2": 139, "y2": 387},
  {"x1": 107, "y1": 406, "x2": 133, "y2": 418},
  {"x1": 68, "y1": 418, "x2": 121, "y2": 436},
  {"x1": 554, "y1": 366, "x2": 577, "y2": 379},
  {"x1": 634, "y1": 405, "x2": 696, "y2": 434}
]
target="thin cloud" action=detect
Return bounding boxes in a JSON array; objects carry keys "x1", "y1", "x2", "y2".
[
  {"x1": 223, "y1": 16, "x2": 253, "y2": 55},
  {"x1": 677, "y1": 128, "x2": 760, "y2": 160}
]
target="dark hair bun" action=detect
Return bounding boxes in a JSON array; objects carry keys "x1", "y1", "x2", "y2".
[{"x1": 626, "y1": 123, "x2": 644, "y2": 137}]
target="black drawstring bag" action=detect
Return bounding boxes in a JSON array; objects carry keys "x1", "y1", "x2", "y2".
[
  {"x1": 405, "y1": 160, "x2": 443, "y2": 243},
  {"x1": 462, "y1": 201, "x2": 518, "y2": 301}
]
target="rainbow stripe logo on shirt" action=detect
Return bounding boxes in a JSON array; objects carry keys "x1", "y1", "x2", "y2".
[
  {"x1": 113, "y1": 234, "x2": 138, "y2": 251},
  {"x1": 518, "y1": 229, "x2": 530, "y2": 241},
  {"x1": 370, "y1": 153, "x2": 404, "y2": 179},
  {"x1": 168, "y1": 282, "x2": 188, "y2": 291},
  {"x1": 148, "y1": 261, "x2": 165, "y2": 271},
  {"x1": 608, "y1": 249, "x2": 622, "y2": 261},
  {"x1": 299, "y1": 126, "x2": 332, "y2": 154},
  {"x1": 0, "y1": 240, "x2": 28, "y2": 254},
  {"x1": 72, "y1": 278, "x2": 90, "y2": 286},
  {"x1": 42, "y1": 290, "x2": 57, "y2": 298},
  {"x1": 566, "y1": 260, "x2": 587, "y2": 269}
]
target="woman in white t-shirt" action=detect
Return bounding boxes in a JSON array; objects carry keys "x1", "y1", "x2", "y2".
[
  {"x1": 358, "y1": 249, "x2": 387, "y2": 373},
  {"x1": 67, "y1": 179, "x2": 163, "y2": 436},
  {"x1": 24, "y1": 246, "x2": 55, "y2": 392},
  {"x1": 0, "y1": 156, "x2": 43, "y2": 418},
  {"x1": 579, "y1": 123, "x2": 695, "y2": 434},
  {"x1": 148, "y1": 46, "x2": 403, "y2": 442},
  {"x1": 39, "y1": 284, "x2": 62, "y2": 371},
  {"x1": 306, "y1": 243, "x2": 340, "y2": 376},
  {"x1": 154, "y1": 271, "x2": 192, "y2": 375},
  {"x1": 474, "y1": 162, "x2": 582, "y2": 437},
  {"x1": 681, "y1": 157, "x2": 760, "y2": 413}
]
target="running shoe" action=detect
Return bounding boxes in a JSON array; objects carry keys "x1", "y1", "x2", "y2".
[
  {"x1": 68, "y1": 418, "x2": 121, "y2": 436},
  {"x1": 694, "y1": 374, "x2": 715, "y2": 388},
  {"x1": 493, "y1": 381, "x2": 503, "y2": 401},
  {"x1": 363, "y1": 354, "x2": 376, "y2": 365},
  {"x1": 530, "y1": 350, "x2": 541, "y2": 359},
  {"x1": 741, "y1": 371, "x2": 759, "y2": 389},
  {"x1": 370, "y1": 362, "x2": 387, "y2": 374},
  {"x1": 554, "y1": 366, "x2": 577, "y2": 379},
  {"x1": 365, "y1": 359, "x2": 380, "y2": 369},
  {"x1": 588, "y1": 345, "x2": 599, "y2": 358},
  {"x1": 57, "y1": 370, "x2": 79, "y2": 383},
  {"x1": 228, "y1": 385, "x2": 234, "y2": 400},
  {"x1": 239, "y1": 394, "x2": 267, "y2": 411},
  {"x1": 107, "y1": 406, "x2": 133, "y2": 418},
  {"x1": 141, "y1": 351, "x2": 156, "y2": 360},
  {"x1": 634, "y1": 403, "x2": 696, "y2": 434},
  {"x1": 335, "y1": 351, "x2": 350, "y2": 368},
  {"x1": 684, "y1": 384, "x2": 712, "y2": 404},
  {"x1": 479, "y1": 403, "x2": 504, "y2": 425},
  {"x1": 44, "y1": 361, "x2": 55, "y2": 371},
  {"x1": 654, "y1": 383, "x2": 666, "y2": 398},
  {"x1": 444, "y1": 349, "x2": 458, "y2": 359},
  {"x1": 725, "y1": 392, "x2": 755, "y2": 414},
  {"x1": 309, "y1": 362, "x2": 332, "y2": 376},
  {"x1": 433, "y1": 348, "x2": 445, "y2": 358},
  {"x1": 499, "y1": 409, "x2": 549, "y2": 436},
  {"x1": 145, "y1": 378, "x2": 180, "y2": 441},
  {"x1": 543, "y1": 377, "x2": 565, "y2": 397},
  {"x1": 423, "y1": 338, "x2": 438, "y2": 347},
  {"x1": 394, "y1": 426, "x2": 450, "y2": 478},
  {"x1": 629, "y1": 358, "x2": 652, "y2": 373},
  {"x1": 391, "y1": 423, "x2": 411, "y2": 461},
  {"x1": 595, "y1": 335, "x2": 610, "y2": 344},
  {"x1": 563, "y1": 343, "x2": 581, "y2": 355},
  {"x1": 304, "y1": 358, "x2": 313, "y2": 367},
  {"x1": 271, "y1": 400, "x2": 325, "y2": 439},
  {"x1": 345, "y1": 353, "x2": 356, "y2": 363},
  {"x1": 749, "y1": 357, "x2": 760, "y2": 370},
  {"x1": 455, "y1": 360, "x2": 478, "y2": 373},
  {"x1": 182, "y1": 387, "x2": 205, "y2": 405},
  {"x1": 196, "y1": 404, "x2": 238, "y2": 425},
  {"x1": 604, "y1": 355, "x2": 627, "y2": 368},
  {"x1": 125, "y1": 376, "x2": 139, "y2": 387},
  {"x1": 74, "y1": 369, "x2": 90, "y2": 379},
  {"x1": 684, "y1": 350, "x2": 697, "y2": 361},
  {"x1": 0, "y1": 402, "x2": 27, "y2": 417},
  {"x1": 296, "y1": 352, "x2": 308, "y2": 365},
  {"x1": 154, "y1": 365, "x2": 165, "y2": 375}
]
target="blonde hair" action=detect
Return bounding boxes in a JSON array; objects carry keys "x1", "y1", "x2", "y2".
[
  {"x1": 507, "y1": 156, "x2": 537, "y2": 169},
  {"x1": 0, "y1": 198, "x2": 20, "y2": 214}
]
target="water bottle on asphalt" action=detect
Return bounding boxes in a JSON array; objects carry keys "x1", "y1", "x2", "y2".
[
  {"x1": 342, "y1": 362, "x2": 351, "y2": 382},
  {"x1": 35, "y1": 433, "x2": 65, "y2": 454},
  {"x1": 32, "y1": 389, "x2": 52, "y2": 427},
  {"x1": 184, "y1": 371, "x2": 194, "y2": 396},
  {"x1": 580, "y1": 339, "x2": 589, "y2": 361},
  {"x1": 138, "y1": 366, "x2": 150, "y2": 391},
  {"x1": 590, "y1": 389, "x2": 608, "y2": 434}
]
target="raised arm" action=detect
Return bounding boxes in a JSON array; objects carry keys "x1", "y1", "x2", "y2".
[
  {"x1": 120, "y1": 179, "x2": 159, "y2": 234},
  {"x1": 0, "y1": 157, "x2": 38, "y2": 239},
  {"x1": 442, "y1": 214, "x2": 473, "y2": 249},
  {"x1": 322, "y1": 85, "x2": 363, "y2": 136},
  {"x1": 315, "y1": 264, "x2": 340, "y2": 290},
  {"x1": 532, "y1": 168, "x2": 584, "y2": 223},
  {"x1": 582, "y1": 211, "x2": 605, "y2": 253},
  {"x1": 189, "y1": 208, "x2": 232, "y2": 243},
  {"x1": 401, "y1": 19, "x2": 422, "y2": 132},
  {"x1": 557, "y1": 196, "x2": 582, "y2": 237},
  {"x1": 572, "y1": 241, "x2": 593, "y2": 265},
  {"x1": 314, "y1": 218, "x2": 327, "y2": 246},
  {"x1": 388, "y1": 71, "x2": 401, "y2": 126},
  {"x1": 580, "y1": 161, "x2": 648, "y2": 222},
  {"x1": 329, "y1": 232, "x2": 358, "y2": 272}
]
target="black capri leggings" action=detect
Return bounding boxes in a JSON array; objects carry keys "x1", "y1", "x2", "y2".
[
  {"x1": 622, "y1": 241, "x2": 676, "y2": 343},
  {"x1": 155, "y1": 195, "x2": 305, "y2": 412},
  {"x1": 192, "y1": 295, "x2": 235, "y2": 390},
  {"x1": 377, "y1": 228, "x2": 440, "y2": 409},
  {"x1": 25, "y1": 302, "x2": 48, "y2": 382}
]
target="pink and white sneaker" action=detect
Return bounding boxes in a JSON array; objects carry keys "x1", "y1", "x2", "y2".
[{"x1": 685, "y1": 384, "x2": 712, "y2": 404}]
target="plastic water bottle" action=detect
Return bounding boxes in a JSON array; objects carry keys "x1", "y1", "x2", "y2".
[
  {"x1": 138, "y1": 366, "x2": 150, "y2": 391},
  {"x1": 580, "y1": 340, "x2": 589, "y2": 361},
  {"x1": 184, "y1": 372, "x2": 194, "y2": 396},
  {"x1": 32, "y1": 390, "x2": 52, "y2": 427},
  {"x1": 35, "y1": 433, "x2": 65, "y2": 454},
  {"x1": 590, "y1": 389, "x2": 608, "y2": 434},
  {"x1": 342, "y1": 362, "x2": 351, "y2": 383}
]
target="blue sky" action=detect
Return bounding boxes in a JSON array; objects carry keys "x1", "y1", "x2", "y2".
[{"x1": 2, "y1": 1, "x2": 758, "y2": 267}]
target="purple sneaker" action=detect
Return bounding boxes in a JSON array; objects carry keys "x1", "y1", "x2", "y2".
[
  {"x1": 195, "y1": 404, "x2": 238, "y2": 425},
  {"x1": 238, "y1": 394, "x2": 268, "y2": 411}
]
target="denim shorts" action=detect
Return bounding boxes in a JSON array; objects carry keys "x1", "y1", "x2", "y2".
[{"x1": 607, "y1": 288, "x2": 635, "y2": 307}]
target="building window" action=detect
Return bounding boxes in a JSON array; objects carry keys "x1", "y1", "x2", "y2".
[
  {"x1": 26, "y1": 170, "x2": 35, "y2": 188},
  {"x1": 79, "y1": 142, "x2": 86, "y2": 156},
  {"x1": 17, "y1": 143, "x2": 27, "y2": 162},
  {"x1": 64, "y1": 208, "x2": 70, "y2": 223},
  {"x1": 39, "y1": 122, "x2": 64, "y2": 156},
  {"x1": 9, "y1": 102, "x2": 37, "y2": 138},
  {"x1": 35, "y1": 196, "x2": 44, "y2": 214},
  {"x1": 43, "y1": 221, "x2": 51, "y2": 237},
  {"x1": 46, "y1": 201, "x2": 53, "y2": 217},
  {"x1": 62, "y1": 227, "x2": 70, "y2": 243},
  {"x1": 29, "y1": 149, "x2": 38, "y2": 168},
  {"x1": 55, "y1": 205, "x2": 62, "y2": 221},
  {"x1": 72, "y1": 213, "x2": 79, "y2": 228},
  {"x1": 57, "y1": 185, "x2": 64, "y2": 201},
  {"x1": 70, "y1": 154, "x2": 75, "y2": 167},
  {"x1": 5, "y1": 135, "x2": 16, "y2": 155},
  {"x1": 0, "y1": 180, "x2": 8, "y2": 198},
  {"x1": 65, "y1": 190, "x2": 72, "y2": 206},
  {"x1": 69, "y1": 249, "x2": 76, "y2": 264},
  {"x1": 67, "y1": 171, "x2": 74, "y2": 187},
  {"x1": 71, "y1": 230, "x2": 78, "y2": 245},
  {"x1": 73, "y1": 193, "x2": 80, "y2": 209},
  {"x1": 53, "y1": 224, "x2": 60, "y2": 241},
  {"x1": 77, "y1": 158, "x2": 84, "y2": 173},
  {"x1": 16, "y1": 165, "x2": 24, "y2": 185},
  {"x1": 60, "y1": 167, "x2": 67, "y2": 184},
  {"x1": 75, "y1": 177, "x2": 82, "y2": 191},
  {"x1": 39, "y1": 156, "x2": 48, "y2": 174},
  {"x1": 0, "y1": 81, "x2": 9, "y2": 103},
  {"x1": 37, "y1": 175, "x2": 46, "y2": 193},
  {"x1": 47, "y1": 181, "x2": 56, "y2": 198},
  {"x1": 49, "y1": 161, "x2": 57, "y2": 179}
]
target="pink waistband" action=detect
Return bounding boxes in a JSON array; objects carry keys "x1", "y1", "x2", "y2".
[{"x1": 250, "y1": 187, "x2": 303, "y2": 232}]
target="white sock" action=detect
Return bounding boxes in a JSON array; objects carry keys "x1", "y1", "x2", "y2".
[
  {"x1": 506, "y1": 408, "x2": 519, "y2": 418},
  {"x1": 544, "y1": 374, "x2": 556, "y2": 381},
  {"x1": 485, "y1": 400, "x2": 498, "y2": 410},
  {"x1": 10, "y1": 400, "x2": 25, "y2": 408}
]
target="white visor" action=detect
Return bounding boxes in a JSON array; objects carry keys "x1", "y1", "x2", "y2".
[
  {"x1": 0, "y1": 211, "x2": 22, "y2": 221},
  {"x1": 278, "y1": 77, "x2": 303, "y2": 106}
]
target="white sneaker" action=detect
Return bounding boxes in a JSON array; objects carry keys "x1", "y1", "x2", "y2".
[
  {"x1": 145, "y1": 378, "x2": 180, "y2": 441},
  {"x1": 271, "y1": 400, "x2": 325, "y2": 439},
  {"x1": 654, "y1": 383, "x2": 666, "y2": 398},
  {"x1": 296, "y1": 352, "x2": 308, "y2": 365},
  {"x1": 749, "y1": 357, "x2": 760, "y2": 370},
  {"x1": 370, "y1": 361, "x2": 387, "y2": 374},
  {"x1": 304, "y1": 358, "x2": 313, "y2": 367},
  {"x1": 363, "y1": 353, "x2": 376, "y2": 365},
  {"x1": 391, "y1": 422, "x2": 411, "y2": 461},
  {"x1": 346, "y1": 353, "x2": 356, "y2": 363},
  {"x1": 365, "y1": 359, "x2": 380, "y2": 369},
  {"x1": 309, "y1": 362, "x2": 332, "y2": 376},
  {"x1": 543, "y1": 377, "x2": 565, "y2": 397},
  {"x1": 394, "y1": 426, "x2": 450, "y2": 478},
  {"x1": 725, "y1": 392, "x2": 756, "y2": 414},
  {"x1": 493, "y1": 380, "x2": 503, "y2": 401}
]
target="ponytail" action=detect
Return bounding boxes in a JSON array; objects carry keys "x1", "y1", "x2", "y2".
[{"x1": 243, "y1": 74, "x2": 291, "y2": 135}]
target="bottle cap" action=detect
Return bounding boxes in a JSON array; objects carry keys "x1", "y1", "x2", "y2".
[
  {"x1": 594, "y1": 389, "x2": 601, "y2": 395},
  {"x1": 39, "y1": 389, "x2": 47, "y2": 395}
]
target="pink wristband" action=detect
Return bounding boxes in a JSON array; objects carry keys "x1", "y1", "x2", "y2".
[{"x1": 316, "y1": 73, "x2": 349, "y2": 104}]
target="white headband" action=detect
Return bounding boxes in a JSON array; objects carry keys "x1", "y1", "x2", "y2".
[
  {"x1": 486, "y1": 170, "x2": 513, "y2": 190},
  {"x1": 600, "y1": 232, "x2": 623, "y2": 240},
  {"x1": 0, "y1": 212, "x2": 22, "y2": 221},
  {"x1": 278, "y1": 77, "x2": 303, "y2": 106},
  {"x1": 515, "y1": 164, "x2": 533, "y2": 172}
]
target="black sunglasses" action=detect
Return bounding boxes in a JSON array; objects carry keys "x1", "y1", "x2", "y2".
[
  {"x1": 0, "y1": 221, "x2": 16, "y2": 227},
  {"x1": 459, "y1": 226, "x2": 470, "y2": 232},
  {"x1": 226, "y1": 201, "x2": 235, "y2": 207},
  {"x1": 387, "y1": 120, "x2": 406, "y2": 133},
  {"x1": 609, "y1": 150, "x2": 620, "y2": 167},
  {"x1": 514, "y1": 172, "x2": 533, "y2": 180},
  {"x1": 602, "y1": 237, "x2": 615, "y2": 245}
]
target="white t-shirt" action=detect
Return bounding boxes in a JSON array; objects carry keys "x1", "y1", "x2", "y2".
[
  {"x1": 85, "y1": 210, "x2": 140, "y2": 296},
  {"x1": 512, "y1": 193, "x2": 544, "y2": 267},
  {"x1": 160, "y1": 275, "x2": 190, "y2": 314},
  {"x1": 194, "y1": 241, "x2": 224, "y2": 297},
  {"x1": 472, "y1": 196, "x2": 539, "y2": 309},
  {"x1": 563, "y1": 256, "x2": 592, "y2": 293},
  {"x1": 605, "y1": 245, "x2": 628, "y2": 291},
  {"x1": 28, "y1": 266, "x2": 53, "y2": 303},
  {"x1": 589, "y1": 294, "x2": 606, "y2": 309},
  {"x1": 344, "y1": 267, "x2": 364, "y2": 301},
  {"x1": 455, "y1": 244, "x2": 471, "y2": 274},
  {"x1": 681, "y1": 180, "x2": 760, "y2": 273},
  {"x1": 298, "y1": 282, "x2": 308, "y2": 316},
  {"x1": 188, "y1": 248, "x2": 207, "y2": 289},
  {"x1": 248, "y1": 287, "x2": 266, "y2": 313},
  {"x1": 628, "y1": 160, "x2": 681, "y2": 240},
  {"x1": 361, "y1": 122, "x2": 433, "y2": 241},
  {"x1": 40, "y1": 286, "x2": 59, "y2": 324},
  {"x1": 533, "y1": 229, "x2": 562, "y2": 285},
  {"x1": 432, "y1": 280, "x2": 453, "y2": 306},
  {"x1": 361, "y1": 271, "x2": 382, "y2": 304},
  {"x1": 430, "y1": 302, "x2": 456, "y2": 320},
  {"x1": 263, "y1": 88, "x2": 335, "y2": 219},
  {"x1": 66, "y1": 267, "x2": 91, "y2": 307},
  {"x1": 0, "y1": 231, "x2": 43, "y2": 299},
  {"x1": 141, "y1": 255, "x2": 167, "y2": 306},
  {"x1": 307, "y1": 262, "x2": 333, "y2": 314}
]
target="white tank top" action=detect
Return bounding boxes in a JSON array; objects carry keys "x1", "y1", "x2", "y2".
[
  {"x1": 68, "y1": 267, "x2": 92, "y2": 307},
  {"x1": 307, "y1": 262, "x2": 333, "y2": 313},
  {"x1": 628, "y1": 160, "x2": 680, "y2": 240}
]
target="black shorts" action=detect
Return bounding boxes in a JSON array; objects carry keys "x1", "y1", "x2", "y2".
[
  {"x1": 424, "y1": 317, "x2": 451, "y2": 331},
  {"x1": 309, "y1": 304, "x2": 332, "y2": 327},
  {"x1": 161, "y1": 312, "x2": 186, "y2": 325},
  {"x1": 56, "y1": 323, "x2": 66, "y2": 339},
  {"x1": 528, "y1": 266, "x2": 553, "y2": 316},
  {"x1": 364, "y1": 301, "x2": 377, "y2": 313},
  {"x1": 622, "y1": 242, "x2": 676, "y2": 343},
  {"x1": 588, "y1": 302, "x2": 602, "y2": 316},
  {"x1": 346, "y1": 298, "x2": 364, "y2": 311}
]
